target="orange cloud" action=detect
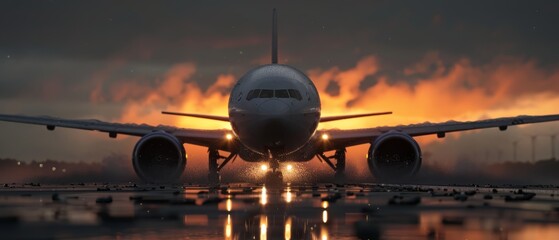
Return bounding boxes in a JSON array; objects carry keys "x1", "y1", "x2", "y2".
[
  {"x1": 113, "y1": 63, "x2": 233, "y2": 130},
  {"x1": 313, "y1": 53, "x2": 559, "y2": 131},
  {"x1": 89, "y1": 57, "x2": 128, "y2": 103},
  {"x1": 307, "y1": 54, "x2": 559, "y2": 176}
]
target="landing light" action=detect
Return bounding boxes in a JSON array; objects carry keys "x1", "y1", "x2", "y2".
[
  {"x1": 260, "y1": 164, "x2": 268, "y2": 171},
  {"x1": 321, "y1": 133, "x2": 329, "y2": 141},
  {"x1": 286, "y1": 164, "x2": 293, "y2": 172},
  {"x1": 225, "y1": 133, "x2": 233, "y2": 140},
  {"x1": 322, "y1": 201, "x2": 329, "y2": 209}
]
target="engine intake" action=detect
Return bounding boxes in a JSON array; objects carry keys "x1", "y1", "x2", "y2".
[
  {"x1": 132, "y1": 132, "x2": 186, "y2": 183},
  {"x1": 367, "y1": 131, "x2": 421, "y2": 180}
]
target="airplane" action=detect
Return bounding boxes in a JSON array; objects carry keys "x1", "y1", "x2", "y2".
[{"x1": 1, "y1": 9, "x2": 559, "y2": 186}]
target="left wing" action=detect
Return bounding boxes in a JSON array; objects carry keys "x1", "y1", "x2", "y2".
[
  {"x1": 318, "y1": 114, "x2": 559, "y2": 152},
  {"x1": 161, "y1": 111, "x2": 230, "y2": 122},
  {"x1": 0, "y1": 114, "x2": 236, "y2": 151}
]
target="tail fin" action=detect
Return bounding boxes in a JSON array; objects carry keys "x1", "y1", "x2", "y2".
[{"x1": 272, "y1": 8, "x2": 278, "y2": 64}]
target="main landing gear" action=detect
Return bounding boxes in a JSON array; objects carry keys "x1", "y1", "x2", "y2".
[
  {"x1": 264, "y1": 158, "x2": 284, "y2": 188},
  {"x1": 208, "y1": 148, "x2": 237, "y2": 186},
  {"x1": 317, "y1": 148, "x2": 346, "y2": 183}
]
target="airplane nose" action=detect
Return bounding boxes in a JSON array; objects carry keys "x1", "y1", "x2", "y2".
[
  {"x1": 258, "y1": 100, "x2": 289, "y2": 114},
  {"x1": 261, "y1": 118, "x2": 288, "y2": 150}
]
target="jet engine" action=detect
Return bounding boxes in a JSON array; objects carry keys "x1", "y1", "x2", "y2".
[
  {"x1": 367, "y1": 131, "x2": 421, "y2": 180},
  {"x1": 132, "y1": 131, "x2": 186, "y2": 183}
]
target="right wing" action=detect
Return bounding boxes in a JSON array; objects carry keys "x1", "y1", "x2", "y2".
[
  {"x1": 319, "y1": 113, "x2": 559, "y2": 152},
  {"x1": 0, "y1": 114, "x2": 236, "y2": 151}
]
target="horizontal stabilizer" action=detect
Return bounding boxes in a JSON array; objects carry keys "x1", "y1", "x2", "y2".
[
  {"x1": 161, "y1": 111, "x2": 230, "y2": 122},
  {"x1": 320, "y1": 111, "x2": 392, "y2": 123}
]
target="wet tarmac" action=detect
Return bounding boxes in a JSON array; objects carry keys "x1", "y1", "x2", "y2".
[{"x1": 1, "y1": 183, "x2": 559, "y2": 239}]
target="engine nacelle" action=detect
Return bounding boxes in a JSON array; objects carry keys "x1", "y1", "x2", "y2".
[
  {"x1": 367, "y1": 131, "x2": 422, "y2": 180},
  {"x1": 132, "y1": 131, "x2": 186, "y2": 183}
]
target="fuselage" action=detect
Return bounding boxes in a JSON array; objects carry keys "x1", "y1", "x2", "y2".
[{"x1": 228, "y1": 64, "x2": 321, "y2": 159}]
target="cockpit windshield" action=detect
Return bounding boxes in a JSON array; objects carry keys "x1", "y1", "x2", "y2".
[
  {"x1": 246, "y1": 89, "x2": 302, "y2": 101},
  {"x1": 246, "y1": 89, "x2": 261, "y2": 100},
  {"x1": 275, "y1": 89, "x2": 289, "y2": 98},
  {"x1": 259, "y1": 89, "x2": 274, "y2": 98},
  {"x1": 288, "y1": 89, "x2": 302, "y2": 101}
]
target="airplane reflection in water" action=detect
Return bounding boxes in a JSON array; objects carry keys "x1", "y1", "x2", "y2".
[
  {"x1": 229, "y1": 185, "x2": 331, "y2": 240},
  {"x1": 1, "y1": 183, "x2": 559, "y2": 239},
  {"x1": 214, "y1": 185, "x2": 559, "y2": 240}
]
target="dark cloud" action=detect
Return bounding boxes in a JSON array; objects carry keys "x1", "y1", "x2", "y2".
[
  {"x1": 2, "y1": 1, "x2": 558, "y2": 103},
  {"x1": 2, "y1": 1, "x2": 558, "y2": 66}
]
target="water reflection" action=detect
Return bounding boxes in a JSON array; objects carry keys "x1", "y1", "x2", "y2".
[
  {"x1": 285, "y1": 217, "x2": 292, "y2": 240},
  {"x1": 226, "y1": 186, "x2": 333, "y2": 239},
  {"x1": 226, "y1": 198, "x2": 232, "y2": 212},
  {"x1": 285, "y1": 187, "x2": 292, "y2": 203},
  {"x1": 320, "y1": 226, "x2": 328, "y2": 240},
  {"x1": 321, "y1": 200, "x2": 329, "y2": 209},
  {"x1": 260, "y1": 215, "x2": 268, "y2": 240},
  {"x1": 183, "y1": 215, "x2": 208, "y2": 226},
  {"x1": 219, "y1": 185, "x2": 559, "y2": 239},
  {"x1": 322, "y1": 200, "x2": 329, "y2": 224},
  {"x1": 224, "y1": 214, "x2": 232, "y2": 240},
  {"x1": 6, "y1": 183, "x2": 559, "y2": 239},
  {"x1": 260, "y1": 186, "x2": 267, "y2": 205},
  {"x1": 117, "y1": 182, "x2": 559, "y2": 240}
]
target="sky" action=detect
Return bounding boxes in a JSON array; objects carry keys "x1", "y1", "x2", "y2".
[{"x1": 1, "y1": 1, "x2": 559, "y2": 179}]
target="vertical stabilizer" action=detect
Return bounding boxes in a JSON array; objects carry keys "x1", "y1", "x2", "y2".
[{"x1": 272, "y1": 8, "x2": 278, "y2": 64}]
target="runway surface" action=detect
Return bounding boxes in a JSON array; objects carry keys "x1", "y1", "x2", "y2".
[{"x1": 0, "y1": 183, "x2": 559, "y2": 239}]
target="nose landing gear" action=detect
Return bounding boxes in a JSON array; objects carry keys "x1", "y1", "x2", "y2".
[
  {"x1": 264, "y1": 158, "x2": 284, "y2": 188},
  {"x1": 264, "y1": 170, "x2": 284, "y2": 188}
]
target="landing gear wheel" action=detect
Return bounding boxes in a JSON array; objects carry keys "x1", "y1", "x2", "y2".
[
  {"x1": 208, "y1": 149, "x2": 221, "y2": 186},
  {"x1": 334, "y1": 149, "x2": 346, "y2": 184},
  {"x1": 264, "y1": 170, "x2": 283, "y2": 189},
  {"x1": 208, "y1": 171, "x2": 221, "y2": 186}
]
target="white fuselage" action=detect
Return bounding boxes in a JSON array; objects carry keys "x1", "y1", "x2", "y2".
[{"x1": 228, "y1": 64, "x2": 321, "y2": 158}]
